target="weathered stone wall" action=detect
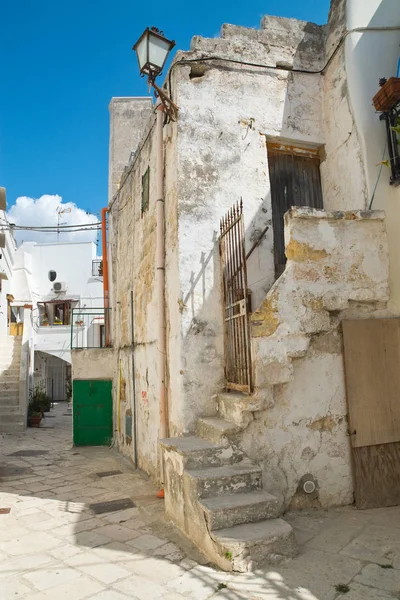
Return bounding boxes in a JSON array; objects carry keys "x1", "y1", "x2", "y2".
[
  {"x1": 109, "y1": 111, "x2": 162, "y2": 479},
  {"x1": 108, "y1": 98, "x2": 153, "y2": 202},
  {"x1": 71, "y1": 348, "x2": 115, "y2": 380},
  {"x1": 320, "y1": 0, "x2": 368, "y2": 211},
  {"x1": 247, "y1": 208, "x2": 389, "y2": 508},
  {"x1": 171, "y1": 16, "x2": 326, "y2": 433}
]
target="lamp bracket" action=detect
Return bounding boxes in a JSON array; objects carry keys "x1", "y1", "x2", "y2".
[{"x1": 150, "y1": 79, "x2": 179, "y2": 122}]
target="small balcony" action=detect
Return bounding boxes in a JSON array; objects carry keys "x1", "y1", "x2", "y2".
[
  {"x1": 92, "y1": 259, "x2": 103, "y2": 277},
  {"x1": 71, "y1": 307, "x2": 111, "y2": 349}
]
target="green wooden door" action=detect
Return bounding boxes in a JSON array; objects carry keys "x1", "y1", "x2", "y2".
[{"x1": 73, "y1": 379, "x2": 113, "y2": 446}]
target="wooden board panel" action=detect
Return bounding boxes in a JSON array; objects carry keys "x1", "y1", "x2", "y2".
[
  {"x1": 342, "y1": 319, "x2": 400, "y2": 448},
  {"x1": 353, "y1": 442, "x2": 400, "y2": 509}
]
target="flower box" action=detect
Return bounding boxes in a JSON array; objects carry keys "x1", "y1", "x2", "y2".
[{"x1": 373, "y1": 77, "x2": 400, "y2": 112}]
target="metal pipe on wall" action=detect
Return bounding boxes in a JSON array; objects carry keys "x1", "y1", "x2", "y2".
[
  {"x1": 101, "y1": 207, "x2": 110, "y2": 347},
  {"x1": 155, "y1": 99, "x2": 168, "y2": 443},
  {"x1": 130, "y1": 290, "x2": 138, "y2": 467}
]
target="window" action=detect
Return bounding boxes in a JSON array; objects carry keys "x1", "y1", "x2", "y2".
[
  {"x1": 48, "y1": 270, "x2": 57, "y2": 282},
  {"x1": 39, "y1": 301, "x2": 73, "y2": 326},
  {"x1": 141, "y1": 167, "x2": 150, "y2": 214}
]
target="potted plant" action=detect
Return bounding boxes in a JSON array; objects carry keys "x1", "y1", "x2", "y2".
[
  {"x1": 29, "y1": 384, "x2": 51, "y2": 419},
  {"x1": 373, "y1": 77, "x2": 400, "y2": 112},
  {"x1": 98, "y1": 260, "x2": 103, "y2": 276},
  {"x1": 75, "y1": 319, "x2": 84, "y2": 326},
  {"x1": 42, "y1": 314, "x2": 49, "y2": 326},
  {"x1": 54, "y1": 317, "x2": 63, "y2": 325},
  {"x1": 28, "y1": 411, "x2": 42, "y2": 427}
]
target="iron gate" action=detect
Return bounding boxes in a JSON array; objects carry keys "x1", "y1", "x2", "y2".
[{"x1": 219, "y1": 201, "x2": 252, "y2": 393}]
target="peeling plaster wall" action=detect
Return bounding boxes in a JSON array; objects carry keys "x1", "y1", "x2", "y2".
[
  {"x1": 108, "y1": 103, "x2": 181, "y2": 478},
  {"x1": 109, "y1": 112, "x2": 162, "y2": 479},
  {"x1": 108, "y1": 98, "x2": 154, "y2": 202},
  {"x1": 248, "y1": 208, "x2": 389, "y2": 507},
  {"x1": 320, "y1": 0, "x2": 368, "y2": 211},
  {"x1": 172, "y1": 17, "x2": 325, "y2": 432}
]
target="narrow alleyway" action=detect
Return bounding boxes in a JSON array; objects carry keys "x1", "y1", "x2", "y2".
[{"x1": 0, "y1": 403, "x2": 399, "y2": 600}]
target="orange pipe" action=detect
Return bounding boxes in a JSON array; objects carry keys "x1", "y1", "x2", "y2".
[{"x1": 101, "y1": 207, "x2": 110, "y2": 347}]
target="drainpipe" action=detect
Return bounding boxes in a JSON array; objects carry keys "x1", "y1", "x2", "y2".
[
  {"x1": 101, "y1": 207, "x2": 110, "y2": 347},
  {"x1": 155, "y1": 99, "x2": 168, "y2": 445}
]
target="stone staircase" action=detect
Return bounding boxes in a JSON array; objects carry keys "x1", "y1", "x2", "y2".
[
  {"x1": 161, "y1": 392, "x2": 297, "y2": 572},
  {"x1": 0, "y1": 336, "x2": 25, "y2": 432}
]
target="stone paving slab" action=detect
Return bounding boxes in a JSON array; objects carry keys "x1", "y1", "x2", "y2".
[{"x1": 1, "y1": 402, "x2": 400, "y2": 600}]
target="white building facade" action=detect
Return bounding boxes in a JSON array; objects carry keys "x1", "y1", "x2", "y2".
[{"x1": 13, "y1": 241, "x2": 104, "y2": 401}]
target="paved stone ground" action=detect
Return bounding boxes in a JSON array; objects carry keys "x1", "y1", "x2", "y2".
[{"x1": 1, "y1": 402, "x2": 400, "y2": 600}]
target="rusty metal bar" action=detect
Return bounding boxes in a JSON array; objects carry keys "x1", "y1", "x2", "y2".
[{"x1": 219, "y1": 200, "x2": 252, "y2": 393}]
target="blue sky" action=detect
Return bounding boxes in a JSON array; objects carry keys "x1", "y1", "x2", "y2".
[{"x1": 0, "y1": 0, "x2": 330, "y2": 219}]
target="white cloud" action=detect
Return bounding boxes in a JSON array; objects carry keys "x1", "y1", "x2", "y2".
[{"x1": 6, "y1": 195, "x2": 100, "y2": 246}]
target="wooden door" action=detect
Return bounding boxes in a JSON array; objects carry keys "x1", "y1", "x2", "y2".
[
  {"x1": 342, "y1": 318, "x2": 400, "y2": 509},
  {"x1": 267, "y1": 145, "x2": 323, "y2": 278}
]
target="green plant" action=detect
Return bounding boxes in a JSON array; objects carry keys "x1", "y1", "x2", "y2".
[
  {"x1": 334, "y1": 584, "x2": 350, "y2": 594},
  {"x1": 65, "y1": 374, "x2": 72, "y2": 401},
  {"x1": 379, "y1": 564, "x2": 393, "y2": 569},
  {"x1": 29, "y1": 384, "x2": 51, "y2": 414},
  {"x1": 224, "y1": 551, "x2": 232, "y2": 561},
  {"x1": 216, "y1": 583, "x2": 228, "y2": 591}
]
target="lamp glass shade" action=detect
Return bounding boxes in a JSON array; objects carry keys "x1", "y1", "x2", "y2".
[
  {"x1": 148, "y1": 33, "x2": 172, "y2": 72},
  {"x1": 135, "y1": 35, "x2": 148, "y2": 72},
  {"x1": 133, "y1": 28, "x2": 175, "y2": 77}
]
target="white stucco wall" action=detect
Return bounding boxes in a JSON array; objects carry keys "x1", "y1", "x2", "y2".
[
  {"x1": 12, "y1": 241, "x2": 104, "y2": 363},
  {"x1": 345, "y1": 0, "x2": 400, "y2": 310},
  {"x1": 0, "y1": 213, "x2": 17, "y2": 336}
]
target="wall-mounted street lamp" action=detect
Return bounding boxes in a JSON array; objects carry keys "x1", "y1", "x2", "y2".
[{"x1": 133, "y1": 27, "x2": 178, "y2": 122}]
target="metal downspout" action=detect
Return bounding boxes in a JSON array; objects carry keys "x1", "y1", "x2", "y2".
[
  {"x1": 101, "y1": 207, "x2": 110, "y2": 347},
  {"x1": 155, "y1": 99, "x2": 168, "y2": 446}
]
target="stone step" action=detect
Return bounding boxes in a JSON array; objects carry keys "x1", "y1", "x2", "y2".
[
  {"x1": 0, "y1": 404, "x2": 21, "y2": 413},
  {"x1": 0, "y1": 369, "x2": 20, "y2": 376},
  {"x1": 0, "y1": 342, "x2": 22, "y2": 352},
  {"x1": 0, "y1": 412, "x2": 26, "y2": 423},
  {"x1": 0, "y1": 360, "x2": 20, "y2": 367},
  {"x1": 200, "y1": 490, "x2": 280, "y2": 530},
  {"x1": 0, "y1": 339, "x2": 21, "y2": 347},
  {"x1": 0, "y1": 389, "x2": 19, "y2": 398},
  {"x1": 0, "y1": 392, "x2": 20, "y2": 401},
  {"x1": 197, "y1": 417, "x2": 241, "y2": 446},
  {"x1": 1, "y1": 383, "x2": 20, "y2": 391},
  {"x1": 185, "y1": 461, "x2": 262, "y2": 499},
  {"x1": 217, "y1": 392, "x2": 265, "y2": 427},
  {"x1": 211, "y1": 518, "x2": 297, "y2": 572},
  {"x1": 0, "y1": 372, "x2": 20, "y2": 379},
  {"x1": 0, "y1": 421, "x2": 26, "y2": 433},
  {"x1": 161, "y1": 436, "x2": 244, "y2": 469}
]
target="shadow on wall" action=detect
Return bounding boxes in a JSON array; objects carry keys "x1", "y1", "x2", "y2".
[
  {"x1": 178, "y1": 190, "x2": 273, "y2": 432},
  {"x1": 177, "y1": 15, "x2": 327, "y2": 431}
]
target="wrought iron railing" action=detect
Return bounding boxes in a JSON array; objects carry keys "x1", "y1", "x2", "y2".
[
  {"x1": 219, "y1": 200, "x2": 252, "y2": 393},
  {"x1": 380, "y1": 100, "x2": 400, "y2": 185},
  {"x1": 92, "y1": 259, "x2": 103, "y2": 277},
  {"x1": 70, "y1": 307, "x2": 111, "y2": 349}
]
